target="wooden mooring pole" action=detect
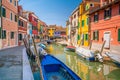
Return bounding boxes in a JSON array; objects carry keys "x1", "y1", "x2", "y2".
[
  {"x1": 100, "y1": 40, "x2": 106, "y2": 55},
  {"x1": 32, "y1": 37, "x2": 44, "y2": 80}
]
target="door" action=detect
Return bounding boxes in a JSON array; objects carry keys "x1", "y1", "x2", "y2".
[{"x1": 104, "y1": 32, "x2": 110, "y2": 49}]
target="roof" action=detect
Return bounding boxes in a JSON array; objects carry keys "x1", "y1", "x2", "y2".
[{"x1": 89, "y1": 0, "x2": 120, "y2": 15}]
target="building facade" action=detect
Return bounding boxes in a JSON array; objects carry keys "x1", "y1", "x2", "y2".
[
  {"x1": 0, "y1": 0, "x2": 18, "y2": 49},
  {"x1": 70, "y1": 7, "x2": 79, "y2": 46},
  {"x1": 18, "y1": 6, "x2": 27, "y2": 46},
  {"x1": 78, "y1": 0, "x2": 100, "y2": 47},
  {"x1": 90, "y1": 0, "x2": 120, "y2": 49}
]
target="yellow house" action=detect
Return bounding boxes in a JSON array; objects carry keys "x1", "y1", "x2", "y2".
[
  {"x1": 78, "y1": 2, "x2": 91, "y2": 47},
  {"x1": 47, "y1": 25, "x2": 56, "y2": 38}
]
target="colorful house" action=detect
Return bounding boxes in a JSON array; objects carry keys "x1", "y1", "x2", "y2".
[
  {"x1": 89, "y1": 0, "x2": 120, "y2": 49},
  {"x1": 18, "y1": 6, "x2": 27, "y2": 46},
  {"x1": 70, "y1": 6, "x2": 79, "y2": 46},
  {"x1": 47, "y1": 25, "x2": 56, "y2": 39},
  {"x1": 78, "y1": 0, "x2": 100, "y2": 47},
  {"x1": 0, "y1": 0, "x2": 18, "y2": 49}
]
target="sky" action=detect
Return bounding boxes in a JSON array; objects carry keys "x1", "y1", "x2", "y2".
[{"x1": 19, "y1": 0, "x2": 82, "y2": 27}]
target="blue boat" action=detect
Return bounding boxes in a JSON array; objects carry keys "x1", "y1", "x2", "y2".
[{"x1": 41, "y1": 54, "x2": 81, "y2": 80}]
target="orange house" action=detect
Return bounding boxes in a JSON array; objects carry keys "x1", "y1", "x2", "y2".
[{"x1": 89, "y1": 0, "x2": 120, "y2": 49}]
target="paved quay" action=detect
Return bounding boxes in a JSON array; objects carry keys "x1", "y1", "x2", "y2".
[{"x1": 0, "y1": 46, "x2": 24, "y2": 80}]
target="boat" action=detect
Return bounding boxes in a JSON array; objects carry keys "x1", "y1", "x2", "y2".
[
  {"x1": 46, "y1": 40, "x2": 53, "y2": 44},
  {"x1": 105, "y1": 52, "x2": 120, "y2": 67},
  {"x1": 65, "y1": 46, "x2": 76, "y2": 52},
  {"x1": 76, "y1": 47, "x2": 95, "y2": 61},
  {"x1": 41, "y1": 54, "x2": 81, "y2": 80},
  {"x1": 37, "y1": 43, "x2": 46, "y2": 49}
]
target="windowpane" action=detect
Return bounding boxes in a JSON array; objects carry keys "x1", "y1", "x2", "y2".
[
  {"x1": 118, "y1": 29, "x2": 120, "y2": 41},
  {"x1": 2, "y1": 30, "x2": 6, "y2": 39},
  {"x1": 15, "y1": 15, "x2": 17, "y2": 22},
  {"x1": 18, "y1": 34, "x2": 22, "y2": 40},
  {"x1": 10, "y1": 13, "x2": 12, "y2": 20},
  {"x1": 10, "y1": 0, "x2": 12, "y2": 3},
  {"x1": 11, "y1": 32, "x2": 14, "y2": 39},
  {"x1": 2, "y1": 7, "x2": 6, "y2": 17},
  {"x1": 14, "y1": 1, "x2": 16, "y2": 6},
  {"x1": 104, "y1": 8, "x2": 111, "y2": 19}
]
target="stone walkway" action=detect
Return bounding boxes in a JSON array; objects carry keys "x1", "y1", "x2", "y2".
[{"x1": 0, "y1": 46, "x2": 24, "y2": 80}]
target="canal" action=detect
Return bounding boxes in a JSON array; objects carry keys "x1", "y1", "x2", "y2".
[{"x1": 46, "y1": 44, "x2": 120, "y2": 80}]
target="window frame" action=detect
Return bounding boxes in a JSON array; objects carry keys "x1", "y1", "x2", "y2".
[
  {"x1": 104, "y1": 7, "x2": 112, "y2": 19},
  {"x1": 2, "y1": 30, "x2": 6, "y2": 39},
  {"x1": 93, "y1": 30, "x2": 99, "y2": 40},
  {"x1": 2, "y1": 6, "x2": 6, "y2": 17},
  {"x1": 10, "y1": 0, "x2": 12, "y2": 3},
  {"x1": 10, "y1": 12, "x2": 13, "y2": 20},
  {"x1": 94, "y1": 13, "x2": 99, "y2": 22},
  {"x1": 11, "y1": 32, "x2": 14, "y2": 39},
  {"x1": 18, "y1": 34, "x2": 22, "y2": 41}
]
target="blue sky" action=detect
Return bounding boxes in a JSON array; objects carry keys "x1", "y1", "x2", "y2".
[{"x1": 19, "y1": 0, "x2": 82, "y2": 27}]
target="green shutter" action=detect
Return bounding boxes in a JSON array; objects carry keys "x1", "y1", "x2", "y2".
[
  {"x1": 85, "y1": 34, "x2": 88, "y2": 41},
  {"x1": 87, "y1": 18, "x2": 89, "y2": 25},
  {"x1": 118, "y1": 29, "x2": 120, "y2": 41},
  {"x1": 97, "y1": 31, "x2": 99, "y2": 40},
  {"x1": 77, "y1": 34, "x2": 80, "y2": 40},
  {"x1": 82, "y1": 20, "x2": 84, "y2": 27}
]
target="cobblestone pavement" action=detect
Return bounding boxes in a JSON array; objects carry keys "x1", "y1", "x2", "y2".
[{"x1": 0, "y1": 46, "x2": 24, "y2": 80}]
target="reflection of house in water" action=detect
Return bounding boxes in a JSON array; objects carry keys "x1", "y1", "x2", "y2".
[{"x1": 66, "y1": 52, "x2": 119, "y2": 80}]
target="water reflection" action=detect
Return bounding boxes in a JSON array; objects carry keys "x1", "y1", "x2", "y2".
[{"x1": 47, "y1": 44, "x2": 120, "y2": 80}]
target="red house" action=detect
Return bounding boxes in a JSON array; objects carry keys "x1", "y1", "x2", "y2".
[
  {"x1": 18, "y1": 6, "x2": 27, "y2": 46},
  {"x1": 29, "y1": 13, "x2": 38, "y2": 36},
  {"x1": 89, "y1": 0, "x2": 120, "y2": 49}
]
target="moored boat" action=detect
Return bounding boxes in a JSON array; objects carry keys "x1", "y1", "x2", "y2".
[
  {"x1": 105, "y1": 52, "x2": 120, "y2": 67},
  {"x1": 41, "y1": 54, "x2": 81, "y2": 80},
  {"x1": 65, "y1": 46, "x2": 76, "y2": 52},
  {"x1": 76, "y1": 47, "x2": 95, "y2": 61}
]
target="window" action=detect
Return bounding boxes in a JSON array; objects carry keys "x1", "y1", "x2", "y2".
[
  {"x1": 10, "y1": 0, "x2": 12, "y2": 3},
  {"x1": 2, "y1": 30, "x2": 6, "y2": 39},
  {"x1": 82, "y1": 20, "x2": 84, "y2": 27},
  {"x1": 84, "y1": 34, "x2": 88, "y2": 41},
  {"x1": 18, "y1": 20, "x2": 21, "y2": 26},
  {"x1": 94, "y1": 13, "x2": 99, "y2": 22},
  {"x1": 90, "y1": 3, "x2": 94, "y2": 7},
  {"x1": 10, "y1": 13, "x2": 12, "y2": 20},
  {"x1": 118, "y1": 29, "x2": 120, "y2": 41},
  {"x1": 78, "y1": 22, "x2": 80, "y2": 28},
  {"x1": 2, "y1": 7, "x2": 6, "y2": 17},
  {"x1": 11, "y1": 32, "x2": 14, "y2": 39},
  {"x1": 86, "y1": 18, "x2": 89, "y2": 25},
  {"x1": 77, "y1": 34, "x2": 80, "y2": 40},
  {"x1": 15, "y1": 15, "x2": 17, "y2": 22},
  {"x1": 93, "y1": 30, "x2": 99, "y2": 40},
  {"x1": 14, "y1": 0, "x2": 16, "y2": 6},
  {"x1": 104, "y1": 8, "x2": 111, "y2": 19},
  {"x1": 18, "y1": 34, "x2": 22, "y2": 40}
]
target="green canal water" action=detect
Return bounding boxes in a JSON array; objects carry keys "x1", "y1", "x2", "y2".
[{"x1": 46, "y1": 44, "x2": 120, "y2": 80}]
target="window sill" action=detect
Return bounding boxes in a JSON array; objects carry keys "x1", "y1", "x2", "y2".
[
  {"x1": 104, "y1": 17, "x2": 111, "y2": 20},
  {"x1": 94, "y1": 21, "x2": 98, "y2": 23}
]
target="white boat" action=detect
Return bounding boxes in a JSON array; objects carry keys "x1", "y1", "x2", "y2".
[
  {"x1": 76, "y1": 47, "x2": 95, "y2": 61},
  {"x1": 105, "y1": 52, "x2": 120, "y2": 67}
]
